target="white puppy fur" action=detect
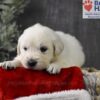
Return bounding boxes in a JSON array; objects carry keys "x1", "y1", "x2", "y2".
[{"x1": 0, "y1": 23, "x2": 85, "y2": 74}]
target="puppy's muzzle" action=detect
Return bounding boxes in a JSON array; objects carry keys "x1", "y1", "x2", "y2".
[{"x1": 27, "y1": 59, "x2": 37, "y2": 67}]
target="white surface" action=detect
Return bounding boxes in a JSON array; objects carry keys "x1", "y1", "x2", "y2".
[{"x1": 15, "y1": 89, "x2": 91, "y2": 100}]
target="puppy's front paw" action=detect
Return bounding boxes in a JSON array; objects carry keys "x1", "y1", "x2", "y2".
[
  {"x1": 47, "y1": 64, "x2": 61, "y2": 74},
  {"x1": 0, "y1": 61, "x2": 16, "y2": 70}
]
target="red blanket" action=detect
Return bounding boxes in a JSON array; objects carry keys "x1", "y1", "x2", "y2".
[{"x1": 0, "y1": 66, "x2": 85, "y2": 99}]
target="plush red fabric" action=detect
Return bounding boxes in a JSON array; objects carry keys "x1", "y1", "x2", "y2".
[{"x1": 0, "y1": 66, "x2": 85, "y2": 99}]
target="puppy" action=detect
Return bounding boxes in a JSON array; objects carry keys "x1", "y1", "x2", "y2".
[{"x1": 0, "y1": 23, "x2": 85, "y2": 74}]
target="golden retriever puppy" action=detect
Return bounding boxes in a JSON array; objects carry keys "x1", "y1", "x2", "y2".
[{"x1": 0, "y1": 23, "x2": 85, "y2": 74}]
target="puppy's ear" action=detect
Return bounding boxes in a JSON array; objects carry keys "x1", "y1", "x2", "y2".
[
  {"x1": 17, "y1": 34, "x2": 23, "y2": 55},
  {"x1": 17, "y1": 42, "x2": 20, "y2": 55},
  {"x1": 53, "y1": 32, "x2": 64, "y2": 56}
]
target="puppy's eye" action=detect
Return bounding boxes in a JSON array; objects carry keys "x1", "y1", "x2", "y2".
[
  {"x1": 40, "y1": 46, "x2": 48, "y2": 52},
  {"x1": 23, "y1": 47, "x2": 27, "y2": 51}
]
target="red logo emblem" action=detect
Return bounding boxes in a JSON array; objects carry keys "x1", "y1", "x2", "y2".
[{"x1": 83, "y1": 0, "x2": 93, "y2": 11}]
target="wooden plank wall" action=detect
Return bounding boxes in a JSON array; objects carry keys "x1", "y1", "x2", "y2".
[{"x1": 18, "y1": 0, "x2": 100, "y2": 69}]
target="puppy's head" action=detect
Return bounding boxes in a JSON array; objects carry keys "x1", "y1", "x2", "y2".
[{"x1": 17, "y1": 23, "x2": 64, "y2": 70}]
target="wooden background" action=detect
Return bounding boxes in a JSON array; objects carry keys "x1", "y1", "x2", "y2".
[{"x1": 17, "y1": 0, "x2": 100, "y2": 69}]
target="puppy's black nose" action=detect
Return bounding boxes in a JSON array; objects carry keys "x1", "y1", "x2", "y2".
[{"x1": 27, "y1": 59, "x2": 37, "y2": 67}]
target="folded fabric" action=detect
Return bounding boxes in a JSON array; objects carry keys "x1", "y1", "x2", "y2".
[{"x1": 0, "y1": 66, "x2": 85, "y2": 99}]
